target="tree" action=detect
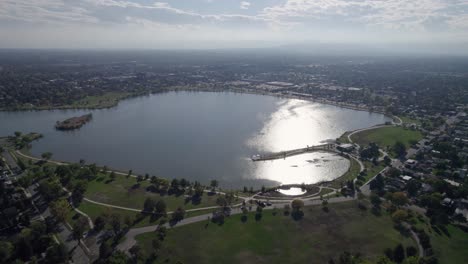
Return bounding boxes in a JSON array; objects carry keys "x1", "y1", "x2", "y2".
[
  {"x1": 383, "y1": 156, "x2": 392, "y2": 166},
  {"x1": 392, "y1": 209, "x2": 408, "y2": 223},
  {"x1": 291, "y1": 199, "x2": 304, "y2": 220},
  {"x1": 393, "y1": 243, "x2": 405, "y2": 263},
  {"x1": 255, "y1": 206, "x2": 263, "y2": 221},
  {"x1": 156, "y1": 226, "x2": 167, "y2": 241},
  {"x1": 152, "y1": 239, "x2": 161, "y2": 254},
  {"x1": 110, "y1": 171, "x2": 116, "y2": 181},
  {"x1": 391, "y1": 192, "x2": 409, "y2": 207},
  {"x1": 210, "y1": 180, "x2": 218, "y2": 190},
  {"x1": 50, "y1": 199, "x2": 69, "y2": 223},
  {"x1": 0, "y1": 241, "x2": 13, "y2": 262},
  {"x1": 143, "y1": 198, "x2": 155, "y2": 212},
  {"x1": 14, "y1": 131, "x2": 22, "y2": 138},
  {"x1": 99, "y1": 240, "x2": 112, "y2": 259},
  {"x1": 107, "y1": 250, "x2": 130, "y2": 263},
  {"x1": 129, "y1": 245, "x2": 143, "y2": 262},
  {"x1": 41, "y1": 152, "x2": 53, "y2": 161},
  {"x1": 393, "y1": 141, "x2": 406, "y2": 158},
  {"x1": 110, "y1": 213, "x2": 121, "y2": 235},
  {"x1": 127, "y1": 170, "x2": 132, "y2": 178},
  {"x1": 370, "y1": 192, "x2": 382, "y2": 208},
  {"x1": 94, "y1": 216, "x2": 106, "y2": 231},
  {"x1": 72, "y1": 180, "x2": 87, "y2": 204},
  {"x1": 155, "y1": 200, "x2": 167, "y2": 215},
  {"x1": 322, "y1": 199, "x2": 329, "y2": 212},
  {"x1": 171, "y1": 207, "x2": 185, "y2": 222},
  {"x1": 406, "y1": 246, "x2": 417, "y2": 258},
  {"x1": 72, "y1": 217, "x2": 88, "y2": 245},
  {"x1": 45, "y1": 243, "x2": 69, "y2": 263}
]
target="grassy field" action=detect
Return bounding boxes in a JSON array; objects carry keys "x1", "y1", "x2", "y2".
[
  {"x1": 84, "y1": 174, "x2": 228, "y2": 211},
  {"x1": 430, "y1": 224, "x2": 468, "y2": 263},
  {"x1": 412, "y1": 216, "x2": 468, "y2": 263},
  {"x1": 69, "y1": 200, "x2": 216, "y2": 228},
  {"x1": 351, "y1": 126, "x2": 423, "y2": 151},
  {"x1": 362, "y1": 161, "x2": 386, "y2": 183},
  {"x1": 70, "y1": 92, "x2": 131, "y2": 108},
  {"x1": 136, "y1": 201, "x2": 415, "y2": 264}
]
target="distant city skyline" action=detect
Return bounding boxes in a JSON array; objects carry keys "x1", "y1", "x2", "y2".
[{"x1": 1, "y1": 0, "x2": 468, "y2": 54}]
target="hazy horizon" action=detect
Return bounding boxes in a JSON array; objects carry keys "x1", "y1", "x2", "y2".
[{"x1": 1, "y1": 0, "x2": 468, "y2": 55}]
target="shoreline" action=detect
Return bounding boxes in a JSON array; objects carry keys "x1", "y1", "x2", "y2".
[
  {"x1": 3, "y1": 89, "x2": 395, "y2": 191},
  {"x1": 0, "y1": 87, "x2": 391, "y2": 118}
]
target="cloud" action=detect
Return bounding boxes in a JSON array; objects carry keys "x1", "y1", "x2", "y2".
[
  {"x1": 240, "y1": 1, "x2": 251, "y2": 10},
  {"x1": 1, "y1": 0, "x2": 468, "y2": 49}
]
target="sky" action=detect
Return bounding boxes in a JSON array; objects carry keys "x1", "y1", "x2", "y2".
[{"x1": 1, "y1": 0, "x2": 468, "y2": 52}]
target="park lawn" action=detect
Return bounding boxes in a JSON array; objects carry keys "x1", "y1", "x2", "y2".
[
  {"x1": 412, "y1": 216, "x2": 468, "y2": 263},
  {"x1": 430, "y1": 224, "x2": 468, "y2": 263},
  {"x1": 84, "y1": 175, "x2": 226, "y2": 211},
  {"x1": 136, "y1": 201, "x2": 415, "y2": 264},
  {"x1": 71, "y1": 92, "x2": 131, "y2": 108},
  {"x1": 362, "y1": 161, "x2": 386, "y2": 183},
  {"x1": 74, "y1": 200, "x2": 218, "y2": 228},
  {"x1": 351, "y1": 126, "x2": 422, "y2": 150},
  {"x1": 337, "y1": 131, "x2": 351, "y2": 144}
]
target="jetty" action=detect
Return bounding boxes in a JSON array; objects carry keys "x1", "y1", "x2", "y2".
[
  {"x1": 251, "y1": 144, "x2": 335, "y2": 161},
  {"x1": 55, "y1": 113, "x2": 92, "y2": 130}
]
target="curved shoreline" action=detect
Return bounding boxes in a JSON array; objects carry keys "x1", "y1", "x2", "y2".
[
  {"x1": 0, "y1": 88, "x2": 393, "y2": 120},
  {"x1": 8, "y1": 90, "x2": 394, "y2": 191}
]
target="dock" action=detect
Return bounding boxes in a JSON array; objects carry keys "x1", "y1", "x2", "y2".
[{"x1": 251, "y1": 144, "x2": 335, "y2": 161}]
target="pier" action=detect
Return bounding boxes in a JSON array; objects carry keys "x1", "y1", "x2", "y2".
[{"x1": 251, "y1": 144, "x2": 335, "y2": 161}]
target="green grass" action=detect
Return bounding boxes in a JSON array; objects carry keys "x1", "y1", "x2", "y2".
[
  {"x1": 430, "y1": 225, "x2": 468, "y2": 263},
  {"x1": 362, "y1": 161, "x2": 386, "y2": 183},
  {"x1": 412, "y1": 216, "x2": 468, "y2": 263},
  {"x1": 74, "y1": 200, "x2": 217, "y2": 228},
  {"x1": 337, "y1": 131, "x2": 351, "y2": 144},
  {"x1": 84, "y1": 175, "x2": 227, "y2": 211},
  {"x1": 351, "y1": 126, "x2": 423, "y2": 151},
  {"x1": 136, "y1": 201, "x2": 415, "y2": 264},
  {"x1": 71, "y1": 92, "x2": 131, "y2": 108}
]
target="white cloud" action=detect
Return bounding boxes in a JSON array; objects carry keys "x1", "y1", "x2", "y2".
[{"x1": 240, "y1": 1, "x2": 251, "y2": 10}]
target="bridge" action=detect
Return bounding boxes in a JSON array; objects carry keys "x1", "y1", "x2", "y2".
[{"x1": 251, "y1": 144, "x2": 335, "y2": 162}]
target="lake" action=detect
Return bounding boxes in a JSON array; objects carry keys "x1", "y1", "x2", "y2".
[{"x1": 0, "y1": 92, "x2": 391, "y2": 188}]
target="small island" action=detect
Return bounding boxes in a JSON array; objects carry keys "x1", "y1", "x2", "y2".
[{"x1": 55, "y1": 113, "x2": 92, "y2": 130}]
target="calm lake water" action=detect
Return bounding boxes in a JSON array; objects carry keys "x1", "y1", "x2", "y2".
[{"x1": 0, "y1": 92, "x2": 391, "y2": 188}]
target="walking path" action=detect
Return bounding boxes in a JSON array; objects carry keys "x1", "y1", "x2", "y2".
[{"x1": 117, "y1": 195, "x2": 355, "y2": 252}]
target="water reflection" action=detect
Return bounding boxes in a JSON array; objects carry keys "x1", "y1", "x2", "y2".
[
  {"x1": 0, "y1": 92, "x2": 389, "y2": 188},
  {"x1": 277, "y1": 187, "x2": 307, "y2": 196},
  {"x1": 248, "y1": 152, "x2": 349, "y2": 185}
]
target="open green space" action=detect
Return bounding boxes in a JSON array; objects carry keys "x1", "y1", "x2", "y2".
[
  {"x1": 71, "y1": 92, "x2": 131, "y2": 108},
  {"x1": 362, "y1": 161, "x2": 386, "y2": 183},
  {"x1": 136, "y1": 201, "x2": 415, "y2": 264},
  {"x1": 69, "y1": 200, "x2": 216, "y2": 229},
  {"x1": 412, "y1": 216, "x2": 468, "y2": 264},
  {"x1": 84, "y1": 174, "x2": 229, "y2": 211},
  {"x1": 351, "y1": 126, "x2": 423, "y2": 151}
]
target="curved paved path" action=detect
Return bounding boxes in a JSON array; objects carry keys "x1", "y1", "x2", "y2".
[{"x1": 117, "y1": 195, "x2": 355, "y2": 252}]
